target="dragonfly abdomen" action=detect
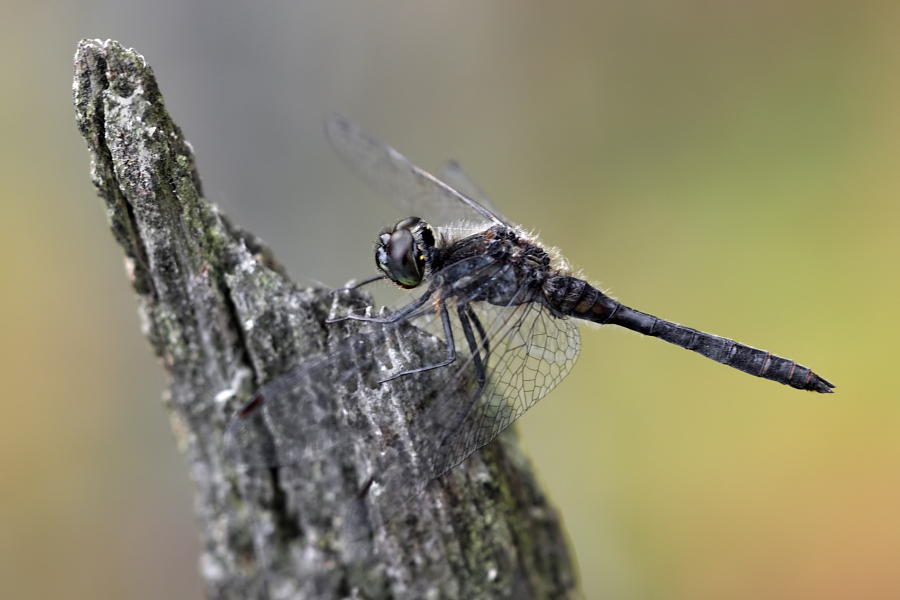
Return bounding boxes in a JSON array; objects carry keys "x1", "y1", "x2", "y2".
[{"x1": 545, "y1": 276, "x2": 834, "y2": 393}]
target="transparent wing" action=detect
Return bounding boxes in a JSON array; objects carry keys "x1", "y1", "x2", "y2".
[
  {"x1": 326, "y1": 115, "x2": 506, "y2": 227},
  {"x1": 225, "y1": 330, "x2": 390, "y2": 468},
  {"x1": 343, "y1": 286, "x2": 581, "y2": 538},
  {"x1": 438, "y1": 301, "x2": 581, "y2": 471},
  {"x1": 436, "y1": 160, "x2": 508, "y2": 223}
]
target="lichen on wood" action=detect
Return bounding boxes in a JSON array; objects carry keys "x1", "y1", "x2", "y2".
[{"x1": 73, "y1": 38, "x2": 581, "y2": 600}]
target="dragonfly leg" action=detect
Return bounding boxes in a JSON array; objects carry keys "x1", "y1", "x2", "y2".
[
  {"x1": 463, "y1": 303, "x2": 490, "y2": 360},
  {"x1": 438, "y1": 301, "x2": 489, "y2": 449},
  {"x1": 378, "y1": 301, "x2": 457, "y2": 383},
  {"x1": 330, "y1": 275, "x2": 386, "y2": 294},
  {"x1": 327, "y1": 285, "x2": 435, "y2": 324}
]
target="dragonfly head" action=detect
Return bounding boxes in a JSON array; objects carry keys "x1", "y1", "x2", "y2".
[{"x1": 375, "y1": 216, "x2": 435, "y2": 289}]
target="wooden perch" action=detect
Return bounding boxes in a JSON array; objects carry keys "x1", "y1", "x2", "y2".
[{"x1": 73, "y1": 39, "x2": 580, "y2": 600}]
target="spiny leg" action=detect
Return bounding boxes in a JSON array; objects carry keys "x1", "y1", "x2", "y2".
[
  {"x1": 439, "y1": 300, "x2": 490, "y2": 448},
  {"x1": 378, "y1": 300, "x2": 457, "y2": 384},
  {"x1": 330, "y1": 274, "x2": 386, "y2": 294},
  {"x1": 327, "y1": 283, "x2": 436, "y2": 325},
  {"x1": 463, "y1": 303, "x2": 490, "y2": 361}
]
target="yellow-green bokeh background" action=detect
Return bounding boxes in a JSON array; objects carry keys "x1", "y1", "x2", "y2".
[{"x1": 1, "y1": 2, "x2": 897, "y2": 599}]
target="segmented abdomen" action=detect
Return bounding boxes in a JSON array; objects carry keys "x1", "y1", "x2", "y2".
[{"x1": 544, "y1": 276, "x2": 834, "y2": 393}]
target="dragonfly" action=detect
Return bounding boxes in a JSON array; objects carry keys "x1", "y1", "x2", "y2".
[{"x1": 225, "y1": 116, "x2": 834, "y2": 539}]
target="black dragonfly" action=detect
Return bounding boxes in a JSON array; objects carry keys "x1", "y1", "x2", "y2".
[{"x1": 225, "y1": 116, "x2": 834, "y2": 538}]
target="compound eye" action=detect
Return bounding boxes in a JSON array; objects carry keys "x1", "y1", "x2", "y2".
[{"x1": 378, "y1": 227, "x2": 424, "y2": 288}]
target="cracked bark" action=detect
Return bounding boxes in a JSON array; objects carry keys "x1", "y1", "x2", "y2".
[{"x1": 73, "y1": 39, "x2": 581, "y2": 600}]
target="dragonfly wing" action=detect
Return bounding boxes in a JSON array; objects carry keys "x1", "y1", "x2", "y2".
[
  {"x1": 435, "y1": 300, "x2": 581, "y2": 472},
  {"x1": 436, "y1": 160, "x2": 507, "y2": 223},
  {"x1": 224, "y1": 334, "x2": 383, "y2": 468},
  {"x1": 223, "y1": 321, "x2": 446, "y2": 469},
  {"x1": 343, "y1": 277, "x2": 581, "y2": 538},
  {"x1": 326, "y1": 115, "x2": 504, "y2": 227}
]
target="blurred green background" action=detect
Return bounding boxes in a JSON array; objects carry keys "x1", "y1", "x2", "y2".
[{"x1": 1, "y1": 1, "x2": 897, "y2": 598}]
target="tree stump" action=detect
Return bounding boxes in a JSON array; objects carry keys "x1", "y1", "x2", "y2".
[{"x1": 73, "y1": 38, "x2": 580, "y2": 600}]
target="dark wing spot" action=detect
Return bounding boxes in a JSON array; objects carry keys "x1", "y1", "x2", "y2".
[
  {"x1": 237, "y1": 394, "x2": 264, "y2": 419},
  {"x1": 357, "y1": 475, "x2": 376, "y2": 500}
]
